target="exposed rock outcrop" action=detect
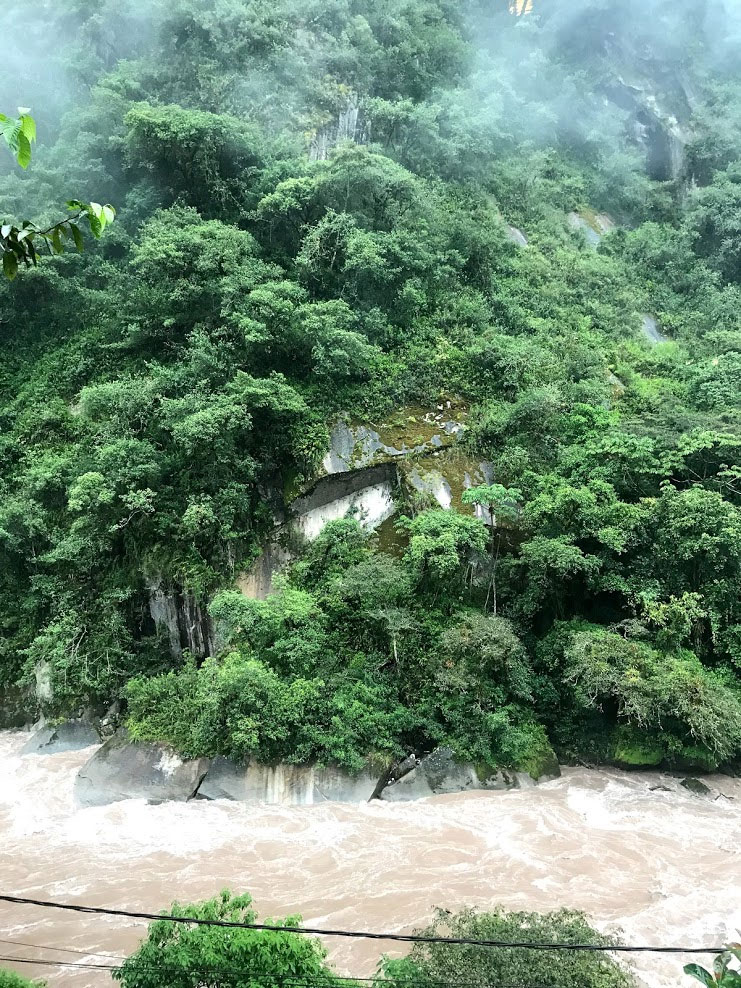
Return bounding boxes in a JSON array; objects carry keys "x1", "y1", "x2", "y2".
[
  {"x1": 290, "y1": 464, "x2": 397, "y2": 541},
  {"x1": 237, "y1": 541, "x2": 293, "y2": 601},
  {"x1": 309, "y1": 96, "x2": 370, "y2": 161},
  {"x1": 567, "y1": 211, "x2": 616, "y2": 247},
  {"x1": 322, "y1": 407, "x2": 467, "y2": 476},
  {"x1": 21, "y1": 720, "x2": 100, "y2": 756},
  {"x1": 197, "y1": 756, "x2": 380, "y2": 805},
  {"x1": 148, "y1": 581, "x2": 215, "y2": 661},
  {"x1": 236, "y1": 402, "x2": 496, "y2": 596},
  {"x1": 604, "y1": 76, "x2": 690, "y2": 180},
  {"x1": 72, "y1": 733, "x2": 560, "y2": 806},
  {"x1": 380, "y1": 747, "x2": 559, "y2": 802},
  {"x1": 506, "y1": 225, "x2": 528, "y2": 247},
  {"x1": 74, "y1": 728, "x2": 210, "y2": 807},
  {"x1": 640, "y1": 313, "x2": 668, "y2": 345}
]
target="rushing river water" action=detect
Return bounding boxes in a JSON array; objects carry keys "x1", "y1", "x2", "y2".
[{"x1": 0, "y1": 731, "x2": 739, "y2": 988}]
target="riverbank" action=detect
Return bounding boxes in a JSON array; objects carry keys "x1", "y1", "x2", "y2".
[{"x1": 0, "y1": 730, "x2": 738, "y2": 988}]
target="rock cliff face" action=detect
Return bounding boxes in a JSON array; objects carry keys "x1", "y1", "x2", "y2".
[
  {"x1": 238, "y1": 403, "x2": 494, "y2": 599},
  {"x1": 567, "y1": 211, "x2": 616, "y2": 246},
  {"x1": 290, "y1": 463, "x2": 398, "y2": 540},
  {"x1": 0, "y1": 684, "x2": 34, "y2": 728},
  {"x1": 148, "y1": 582, "x2": 215, "y2": 661},
  {"x1": 237, "y1": 542, "x2": 293, "y2": 601},
  {"x1": 308, "y1": 96, "x2": 370, "y2": 161}
]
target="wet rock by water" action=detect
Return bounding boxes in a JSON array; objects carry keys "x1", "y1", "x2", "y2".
[
  {"x1": 380, "y1": 747, "x2": 559, "y2": 802},
  {"x1": 680, "y1": 777, "x2": 713, "y2": 797},
  {"x1": 74, "y1": 727, "x2": 210, "y2": 807},
  {"x1": 21, "y1": 721, "x2": 100, "y2": 756},
  {"x1": 197, "y1": 756, "x2": 380, "y2": 805}
]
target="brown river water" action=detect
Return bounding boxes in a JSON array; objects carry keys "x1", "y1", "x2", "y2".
[{"x1": 0, "y1": 730, "x2": 739, "y2": 988}]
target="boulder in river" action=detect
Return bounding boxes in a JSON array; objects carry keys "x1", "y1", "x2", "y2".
[
  {"x1": 680, "y1": 777, "x2": 713, "y2": 797},
  {"x1": 380, "y1": 747, "x2": 559, "y2": 802},
  {"x1": 21, "y1": 720, "x2": 100, "y2": 755},
  {"x1": 74, "y1": 727, "x2": 210, "y2": 807},
  {"x1": 197, "y1": 756, "x2": 379, "y2": 805}
]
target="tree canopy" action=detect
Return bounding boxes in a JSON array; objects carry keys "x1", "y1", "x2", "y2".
[{"x1": 0, "y1": 0, "x2": 740, "y2": 775}]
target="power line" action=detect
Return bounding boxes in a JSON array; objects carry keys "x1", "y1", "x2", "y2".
[
  {"x1": 0, "y1": 893, "x2": 726, "y2": 954},
  {"x1": 0, "y1": 936, "x2": 122, "y2": 958}
]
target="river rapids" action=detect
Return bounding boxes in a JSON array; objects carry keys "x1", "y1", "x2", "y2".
[{"x1": 0, "y1": 731, "x2": 738, "y2": 988}]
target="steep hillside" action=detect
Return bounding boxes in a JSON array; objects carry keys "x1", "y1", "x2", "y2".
[{"x1": 1, "y1": 0, "x2": 740, "y2": 776}]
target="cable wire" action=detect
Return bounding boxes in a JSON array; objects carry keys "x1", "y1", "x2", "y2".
[
  {"x1": 0, "y1": 893, "x2": 726, "y2": 954},
  {"x1": 0, "y1": 936, "x2": 123, "y2": 958}
]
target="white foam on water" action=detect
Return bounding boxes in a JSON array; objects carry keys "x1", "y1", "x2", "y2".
[{"x1": 0, "y1": 733, "x2": 739, "y2": 988}]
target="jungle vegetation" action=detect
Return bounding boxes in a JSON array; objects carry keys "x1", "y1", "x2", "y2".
[{"x1": 1, "y1": 0, "x2": 740, "y2": 775}]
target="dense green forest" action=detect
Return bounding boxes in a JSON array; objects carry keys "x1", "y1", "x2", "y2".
[{"x1": 1, "y1": 0, "x2": 740, "y2": 776}]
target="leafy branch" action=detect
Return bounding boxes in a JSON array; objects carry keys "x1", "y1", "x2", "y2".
[
  {"x1": 0, "y1": 107, "x2": 36, "y2": 169},
  {"x1": 1, "y1": 202, "x2": 116, "y2": 280},
  {"x1": 685, "y1": 947, "x2": 741, "y2": 988},
  {"x1": 1, "y1": 109, "x2": 116, "y2": 279}
]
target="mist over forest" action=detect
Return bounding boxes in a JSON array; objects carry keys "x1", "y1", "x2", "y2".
[{"x1": 1, "y1": 0, "x2": 740, "y2": 780}]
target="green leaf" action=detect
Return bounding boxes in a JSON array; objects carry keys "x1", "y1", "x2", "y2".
[
  {"x1": 714, "y1": 954, "x2": 730, "y2": 978},
  {"x1": 1, "y1": 224, "x2": 11, "y2": 239},
  {"x1": 19, "y1": 113, "x2": 36, "y2": 144},
  {"x1": 102, "y1": 204, "x2": 116, "y2": 225},
  {"x1": 16, "y1": 133, "x2": 32, "y2": 168},
  {"x1": 16, "y1": 106, "x2": 31, "y2": 116},
  {"x1": 16, "y1": 132, "x2": 32, "y2": 169},
  {"x1": 684, "y1": 964, "x2": 716, "y2": 988},
  {"x1": 87, "y1": 213, "x2": 103, "y2": 239},
  {"x1": 2, "y1": 251, "x2": 18, "y2": 280},
  {"x1": 51, "y1": 228, "x2": 64, "y2": 254},
  {"x1": 70, "y1": 223, "x2": 84, "y2": 252},
  {"x1": 2, "y1": 119, "x2": 21, "y2": 156}
]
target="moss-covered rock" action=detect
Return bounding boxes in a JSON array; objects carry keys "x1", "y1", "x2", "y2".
[
  {"x1": 611, "y1": 726, "x2": 664, "y2": 768},
  {"x1": 517, "y1": 742, "x2": 561, "y2": 782},
  {"x1": 668, "y1": 745, "x2": 718, "y2": 773}
]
